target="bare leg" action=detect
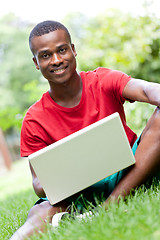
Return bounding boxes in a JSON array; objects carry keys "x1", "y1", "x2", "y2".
[
  {"x1": 105, "y1": 107, "x2": 160, "y2": 205},
  {"x1": 10, "y1": 200, "x2": 69, "y2": 240}
]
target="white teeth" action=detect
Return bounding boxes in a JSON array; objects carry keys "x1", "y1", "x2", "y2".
[{"x1": 53, "y1": 69, "x2": 65, "y2": 73}]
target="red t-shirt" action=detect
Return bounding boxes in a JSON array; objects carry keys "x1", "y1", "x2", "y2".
[{"x1": 21, "y1": 68, "x2": 137, "y2": 157}]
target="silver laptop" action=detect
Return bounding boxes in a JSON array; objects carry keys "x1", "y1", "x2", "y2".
[{"x1": 28, "y1": 112, "x2": 135, "y2": 205}]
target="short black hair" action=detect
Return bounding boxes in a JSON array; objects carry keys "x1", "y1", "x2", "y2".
[{"x1": 29, "y1": 20, "x2": 72, "y2": 53}]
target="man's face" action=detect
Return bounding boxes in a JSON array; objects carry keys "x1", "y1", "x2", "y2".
[{"x1": 31, "y1": 30, "x2": 77, "y2": 85}]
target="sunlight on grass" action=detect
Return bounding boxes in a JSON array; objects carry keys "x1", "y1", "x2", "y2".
[
  {"x1": 0, "y1": 159, "x2": 38, "y2": 239},
  {"x1": 0, "y1": 158, "x2": 32, "y2": 200}
]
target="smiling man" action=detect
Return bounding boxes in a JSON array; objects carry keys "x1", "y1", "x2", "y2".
[
  {"x1": 10, "y1": 20, "x2": 160, "y2": 239},
  {"x1": 31, "y1": 30, "x2": 78, "y2": 87}
]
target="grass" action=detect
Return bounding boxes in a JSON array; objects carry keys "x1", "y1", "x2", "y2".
[
  {"x1": 0, "y1": 158, "x2": 33, "y2": 200},
  {"x1": 0, "y1": 159, "x2": 38, "y2": 239},
  {"x1": 1, "y1": 160, "x2": 160, "y2": 240}
]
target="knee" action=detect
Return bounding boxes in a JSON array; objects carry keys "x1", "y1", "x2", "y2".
[
  {"x1": 27, "y1": 200, "x2": 69, "y2": 223},
  {"x1": 27, "y1": 201, "x2": 55, "y2": 223},
  {"x1": 154, "y1": 106, "x2": 160, "y2": 120},
  {"x1": 147, "y1": 107, "x2": 160, "y2": 132}
]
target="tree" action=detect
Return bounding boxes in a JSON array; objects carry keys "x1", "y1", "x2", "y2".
[
  {"x1": 63, "y1": 9, "x2": 160, "y2": 133},
  {"x1": 76, "y1": 9, "x2": 160, "y2": 83},
  {"x1": 1, "y1": 9, "x2": 160, "y2": 133},
  {"x1": 0, "y1": 14, "x2": 48, "y2": 131}
]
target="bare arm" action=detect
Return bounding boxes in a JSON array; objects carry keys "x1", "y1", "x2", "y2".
[
  {"x1": 29, "y1": 162, "x2": 46, "y2": 198},
  {"x1": 123, "y1": 78, "x2": 160, "y2": 107},
  {"x1": 103, "y1": 78, "x2": 160, "y2": 207}
]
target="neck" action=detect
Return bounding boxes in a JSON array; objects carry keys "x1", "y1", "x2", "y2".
[{"x1": 48, "y1": 71, "x2": 82, "y2": 108}]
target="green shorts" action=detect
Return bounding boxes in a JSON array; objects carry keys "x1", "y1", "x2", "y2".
[{"x1": 36, "y1": 136, "x2": 158, "y2": 210}]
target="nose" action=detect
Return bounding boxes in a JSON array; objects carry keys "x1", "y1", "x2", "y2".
[{"x1": 50, "y1": 53, "x2": 63, "y2": 66}]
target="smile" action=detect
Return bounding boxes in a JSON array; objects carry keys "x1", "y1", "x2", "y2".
[{"x1": 50, "y1": 68, "x2": 67, "y2": 74}]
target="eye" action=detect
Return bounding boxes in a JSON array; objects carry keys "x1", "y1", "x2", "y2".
[
  {"x1": 59, "y1": 48, "x2": 66, "y2": 54},
  {"x1": 42, "y1": 53, "x2": 50, "y2": 59}
]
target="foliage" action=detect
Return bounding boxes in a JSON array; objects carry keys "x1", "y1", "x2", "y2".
[
  {"x1": 0, "y1": 14, "x2": 48, "y2": 131},
  {"x1": 124, "y1": 102, "x2": 155, "y2": 135},
  {"x1": 64, "y1": 9, "x2": 160, "y2": 134},
  {"x1": 1, "y1": 9, "x2": 160, "y2": 132},
  {"x1": 76, "y1": 9, "x2": 160, "y2": 84},
  {"x1": 0, "y1": 107, "x2": 23, "y2": 132}
]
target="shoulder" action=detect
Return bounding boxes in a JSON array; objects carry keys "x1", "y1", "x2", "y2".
[
  {"x1": 82, "y1": 68, "x2": 132, "y2": 102},
  {"x1": 97, "y1": 68, "x2": 131, "y2": 89},
  {"x1": 96, "y1": 67, "x2": 130, "y2": 80},
  {"x1": 80, "y1": 67, "x2": 111, "y2": 78},
  {"x1": 21, "y1": 92, "x2": 49, "y2": 137},
  {"x1": 80, "y1": 67, "x2": 128, "y2": 80},
  {"x1": 80, "y1": 67, "x2": 131, "y2": 88},
  {"x1": 21, "y1": 92, "x2": 49, "y2": 156},
  {"x1": 80, "y1": 68, "x2": 111, "y2": 87}
]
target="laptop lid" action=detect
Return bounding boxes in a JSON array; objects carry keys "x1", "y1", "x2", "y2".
[{"x1": 28, "y1": 112, "x2": 135, "y2": 205}]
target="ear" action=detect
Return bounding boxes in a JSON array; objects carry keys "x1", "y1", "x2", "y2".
[
  {"x1": 33, "y1": 57, "x2": 40, "y2": 70},
  {"x1": 71, "y1": 44, "x2": 77, "y2": 57}
]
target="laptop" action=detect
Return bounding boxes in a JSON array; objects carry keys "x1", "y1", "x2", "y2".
[{"x1": 28, "y1": 112, "x2": 135, "y2": 205}]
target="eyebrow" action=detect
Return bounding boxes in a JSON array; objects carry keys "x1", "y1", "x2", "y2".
[
  {"x1": 57, "y1": 44, "x2": 68, "y2": 49},
  {"x1": 35, "y1": 49, "x2": 50, "y2": 58},
  {"x1": 37, "y1": 44, "x2": 69, "y2": 57},
  {"x1": 38, "y1": 49, "x2": 49, "y2": 55}
]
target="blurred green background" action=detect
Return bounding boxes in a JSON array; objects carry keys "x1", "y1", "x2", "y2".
[{"x1": 0, "y1": 1, "x2": 160, "y2": 162}]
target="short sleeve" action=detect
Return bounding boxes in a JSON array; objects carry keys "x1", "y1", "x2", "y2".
[
  {"x1": 96, "y1": 68, "x2": 132, "y2": 104},
  {"x1": 20, "y1": 117, "x2": 47, "y2": 157}
]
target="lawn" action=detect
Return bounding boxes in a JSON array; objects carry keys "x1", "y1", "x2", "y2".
[{"x1": 1, "y1": 159, "x2": 160, "y2": 240}]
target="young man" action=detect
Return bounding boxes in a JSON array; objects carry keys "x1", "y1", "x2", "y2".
[{"x1": 10, "y1": 20, "x2": 160, "y2": 239}]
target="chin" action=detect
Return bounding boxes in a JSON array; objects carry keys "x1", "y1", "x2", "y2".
[{"x1": 48, "y1": 78, "x2": 69, "y2": 85}]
